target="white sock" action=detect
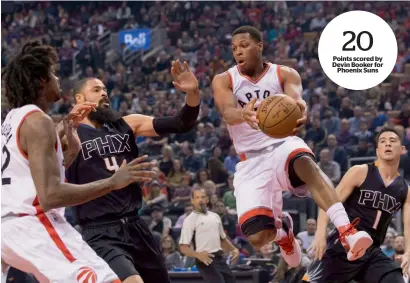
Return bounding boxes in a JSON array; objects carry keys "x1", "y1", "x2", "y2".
[
  {"x1": 326, "y1": 202, "x2": 350, "y2": 229},
  {"x1": 274, "y1": 228, "x2": 288, "y2": 241}
]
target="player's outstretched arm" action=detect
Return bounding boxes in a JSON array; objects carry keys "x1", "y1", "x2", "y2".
[
  {"x1": 310, "y1": 165, "x2": 368, "y2": 260},
  {"x1": 123, "y1": 60, "x2": 200, "y2": 137},
  {"x1": 22, "y1": 112, "x2": 155, "y2": 211},
  {"x1": 401, "y1": 189, "x2": 410, "y2": 277},
  {"x1": 280, "y1": 65, "x2": 307, "y2": 134}
]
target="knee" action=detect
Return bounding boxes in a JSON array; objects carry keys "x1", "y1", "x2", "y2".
[{"x1": 247, "y1": 230, "x2": 277, "y2": 250}]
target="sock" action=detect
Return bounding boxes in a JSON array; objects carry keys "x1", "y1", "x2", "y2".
[
  {"x1": 326, "y1": 202, "x2": 350, "y2": 229},
  {"x1": 273, "y1": 228, "x2": 288, "y2": 241}
]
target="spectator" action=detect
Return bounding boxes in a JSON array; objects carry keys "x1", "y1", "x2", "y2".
[
  {"x1": 398, "y1": 103, "x2": 410, "y2": 129},
  {"x1": 195, "y1": 169, "x2": 210, "y2": 188},
  {"x1": 317, "y1": 148, "x2": 341, "y2": 185},
  {"x1": 305, "y1": 117, "x2": 327, "y2": 146},
  {"x1": 162, "y1": 235, "x2": 195, "y2": 270},
  {"x1": 159, "y1": 145, "x2": 174, "y2": 176},
  {"x1": 319, "y1": 95, "x2": 336, "y2": 120},
  {"x1": 215, "y1": 201, "x2": 237, "y2": 240},
  {"x1": 222, "y1": 175, "x2": 236, "y2": 211},
  {"x1": 167, "y1": 159, "x2": 186, "y2": 189},
  {"x1": 209, "y1": 194, "x2": 220, "y2": 211},
  {"x1": 322, "y1": 109, "x2": 340, "y2": 135},
  {"x1": 207, "y1": 157, "x2": 229, "y2": 186},
  {"x1": 149, "y1": 205, "x2": 172, "y2": 238},
  {"x1": 392, "y1": 235, "x2": 405, "y2": 261},
  {"x1": 381, "y1": 232, "x2": 395, "y2": 258},
  {"x1": 174, "y1": 204, "x2": 194, "y2": 229},
  {"x1": 169, "y1": 174, "x2": 192, "y2": 211},
  {"x1": 143, "y1": 181, "x2": 168, "y2": 212},
  {"x1": 212, "y1": 146, "x2": 224, "y2": 163},
  {"x1": 224, "y1": 146, "x2": 240, "y2": 175},
  {"x1": 181, "y1": 143, "x2": 203, "y2": 173},
  {"x1": 296, "y1": 219, "x2": 317, "y2": 251},
  {"x1": 196, "y1": 122, "x2": 219, "y2": 156},
  {"x1": 354, "y1": 120, "x2": 373, "y2": 143},
  {"x1": 339, "y1": 97, "x2": 354, "y2": 119},
  {"x1": 351, "y1": 138, "x2": 376, "y2": 158},
  {"x1": 337, "y1": 119, "x2": 355, "y2": 148},
  {"x1": 326, "y1": 134, "x2": 348, "y2": 174},
  {"x1": 217, "y1": 124, "x2": 233, "y2": 155},
  {"x1": 348, "y1": 106, "x2": 365, "y2": 134}
]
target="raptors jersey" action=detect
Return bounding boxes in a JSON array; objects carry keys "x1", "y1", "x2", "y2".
[
  {"x1": 1, "y1": 105, "x2": 65, "y2": 217},
  {"x1": 226, "y1": 62, "x2": 289, "y2": 154}
]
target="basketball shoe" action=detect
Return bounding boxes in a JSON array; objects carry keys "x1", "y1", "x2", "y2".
[
  {"x1": 275, "y1": 212, "x2": 301, "y2": 268},
  {"x1": 338, "y1": 218, "x2": 373, "y2": 261}
]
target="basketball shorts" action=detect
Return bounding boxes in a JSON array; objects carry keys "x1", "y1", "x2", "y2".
[
  {"x1": 81, "y1": 214, "x2": 170, "y2": 282},
  {"x1": 234, "y1": 136, "x2": 313, "y2": 229},
  {"x1": 305, "y1": 231, "x2": 402, "y2": 283},
  {"x1": 1, "y1": 212, "x2": 119, "y2": 283}
]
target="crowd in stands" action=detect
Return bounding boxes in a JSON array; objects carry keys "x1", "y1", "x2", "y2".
[{"x1": 2, "y1": 1, "x2": 410, "y2": 282}]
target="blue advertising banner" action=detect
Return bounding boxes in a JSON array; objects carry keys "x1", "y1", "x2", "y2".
[{"x1": 119, "y1": 29, "x2": 151, "y2": 51}]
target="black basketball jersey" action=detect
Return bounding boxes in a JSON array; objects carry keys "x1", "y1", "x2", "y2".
[
  {"x1": 66, "y1": 118, "x2": 141, "y2": 224},
  {"x1": 343, "y1": 163, "x2": 408, "y2": 246}
]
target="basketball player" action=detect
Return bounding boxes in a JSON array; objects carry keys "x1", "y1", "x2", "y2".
[
  {"x1": 1, "y1": 41, "x2": 156, "y2": 282},
  {"x1": 65, "y1": 60, "x2": 200, "y2": 283},
  {"x1": 212, "y1": 26, "x2": 372, "y2": 267},
  {"x1": 304, "y1": 127, "x2": 410, "y2": 283}
]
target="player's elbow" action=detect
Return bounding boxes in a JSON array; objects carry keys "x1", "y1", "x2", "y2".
[{"x1": 38, "y1": 186, "x2": 63, "y2": 211}]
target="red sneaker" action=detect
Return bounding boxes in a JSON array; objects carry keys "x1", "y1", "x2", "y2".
[
  {"x1": 338, "y1": 218, "x2": 373, "y2": 261},
  {"x1": 275, "y1": 212, "x2": 301, "y2": 267}
]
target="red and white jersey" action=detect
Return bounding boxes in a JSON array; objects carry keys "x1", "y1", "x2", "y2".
[
  {"x1": 1, "y1": 105, "x2": 65, "y2": 217},
  {"x1": 226, "y1": 62, "x2": 290, "y2": 154}
]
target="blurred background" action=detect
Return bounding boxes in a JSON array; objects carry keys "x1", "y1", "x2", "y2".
[{"x1": 1, "y1": 1, "x2": 410, "y2": 283}]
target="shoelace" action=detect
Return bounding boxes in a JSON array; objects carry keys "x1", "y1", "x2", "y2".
[
  {"x1": 277, "y1": 231, "x2": 295, "y2": 255},
  {"x1": 339, "y1": 218, "x2": 361, "y2": 250}
]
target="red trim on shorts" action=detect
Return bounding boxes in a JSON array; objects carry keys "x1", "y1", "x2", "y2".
[
  {"x1": 111, "y1": 280, "x2": 121, "y2": 283},
  {"x1": 236, "y1": 63, "x2": 270, "y2": 84},
  {"x1": 284, "y1": 148, "x2": 314, "y2": 173},
  {"x1": 277, "y1": 65, "x2": 284, "y2": 91},
  {"x1": 239, "y1": 207, "x2": 274, "y2": 226},
  {"x1": 16, "y1": 110, "x2": 42, "y2": 159},
  {"x1": 226, "y1": 71, "x2": 233, "y2": 90},
  {"x1": 33, "y1": 197, "x2": 76, "y2": 263},
  {"x1": 239, "y1": 153, "x2": 246, "y2": 161}
]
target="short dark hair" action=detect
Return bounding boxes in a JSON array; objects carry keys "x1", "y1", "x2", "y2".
[
  {"x1": 375, "y1": 127, "x2": 402, "y2": 145},
  {"x1": 72, "y1": 77, "x2": 93, "y2": 102},
  {"x1": 2, "y1": 41, "x2": 58, "y2": 108},
  {"x1": 232, "y1": 26, "x2": 262, "y2": 42}
]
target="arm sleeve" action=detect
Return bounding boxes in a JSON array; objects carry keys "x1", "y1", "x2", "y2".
[{"x1": 153, "y1": 104, "x2": 200, "y2": 135}]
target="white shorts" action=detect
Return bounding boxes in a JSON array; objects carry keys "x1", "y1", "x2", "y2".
[
  {"x1": 1, "y1": 212, "x2": 119, "y2": 283},
  {"x1": 234, "y1": 136, "x2": 313, "y2": 227}
]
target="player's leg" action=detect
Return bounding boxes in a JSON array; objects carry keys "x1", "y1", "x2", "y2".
[
  {"x1": 1, "y1": 215, "x2": 118, "y2": 283},
  {"x1": 234, "y1": 153, "x2": 278, "y2": 250},
  {"x1": 361, "y1": 247, "x2": 404, "y2": 283},
  {"x1": 127, "y1": 217, "x2": 170, "y2": 283},
  {"x1": 81, "y1": 223, "x2": 144, "y2": 282},
  {"x1": 278, "y1": 136, "x2": 372, "y2": 260}
]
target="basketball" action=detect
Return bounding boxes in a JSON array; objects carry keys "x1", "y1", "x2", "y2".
[{"x1": 256, "y1": 95, "x2": 302, "y2": 138}]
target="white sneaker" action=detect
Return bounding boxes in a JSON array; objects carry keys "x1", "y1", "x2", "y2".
[
  {"x1": 338, "y1": 218, "x2": 373, "y2": 261},
  {"x1": 275, "y1": 212, "x2": 301, "y2": 267}
]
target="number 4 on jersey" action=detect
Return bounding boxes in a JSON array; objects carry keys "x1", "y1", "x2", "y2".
[{"x1": 104, "y1": 157, "x2": 119, "y2": 172}]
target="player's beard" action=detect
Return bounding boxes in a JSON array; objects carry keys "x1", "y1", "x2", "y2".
[{"x1": 88, "y1": 105, "x2": 120, "y2": 125}]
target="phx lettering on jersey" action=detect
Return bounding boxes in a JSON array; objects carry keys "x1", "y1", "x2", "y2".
[
  {"x1": 81, "y1": 134, "x2": 131, "y2": 160},
  {"x1": 238, "y1": 89, "x2": 271, "y2": 109},
  {"x1": 358, "y1": 190, "x2": 402, "y2": 214}
]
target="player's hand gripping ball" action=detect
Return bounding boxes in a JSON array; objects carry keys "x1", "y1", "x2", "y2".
[{"x1": 256, "y1": 94, "x2": 303, "y2": 138}]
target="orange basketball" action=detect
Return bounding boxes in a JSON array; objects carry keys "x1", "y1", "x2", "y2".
[{"x1": 256, "y1": 94, "x2": 302, "y2": 138}]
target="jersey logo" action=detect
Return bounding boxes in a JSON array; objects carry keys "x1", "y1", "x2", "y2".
[
  {"x1": 76, "y1": 266, "x2": 97, "y2": 283},
  {"x1": 81, "y1": 134, "x2": 131, "y2": 160},
  {"x1": 238, "y1": 89, "x2": 271, "y2": 108},
  {"x1": 358, "y1": 190, "x2": 402, "y2": 214}
]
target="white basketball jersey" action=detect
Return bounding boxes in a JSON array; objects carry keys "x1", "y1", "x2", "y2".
[
  {"x1": 1, "y1": 105, "x2": 65, "y2": 217},
  {"x1": 226, "y1": 62, "x2": 290, "y2": 154}
]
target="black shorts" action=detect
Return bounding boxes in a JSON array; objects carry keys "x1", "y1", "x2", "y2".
[
  {"x1": 306, "y1": 233, "x2": 401, "y2": 283},
  {"x1": 81, "y1": 214, "x2": 170, "y2": 283}
]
